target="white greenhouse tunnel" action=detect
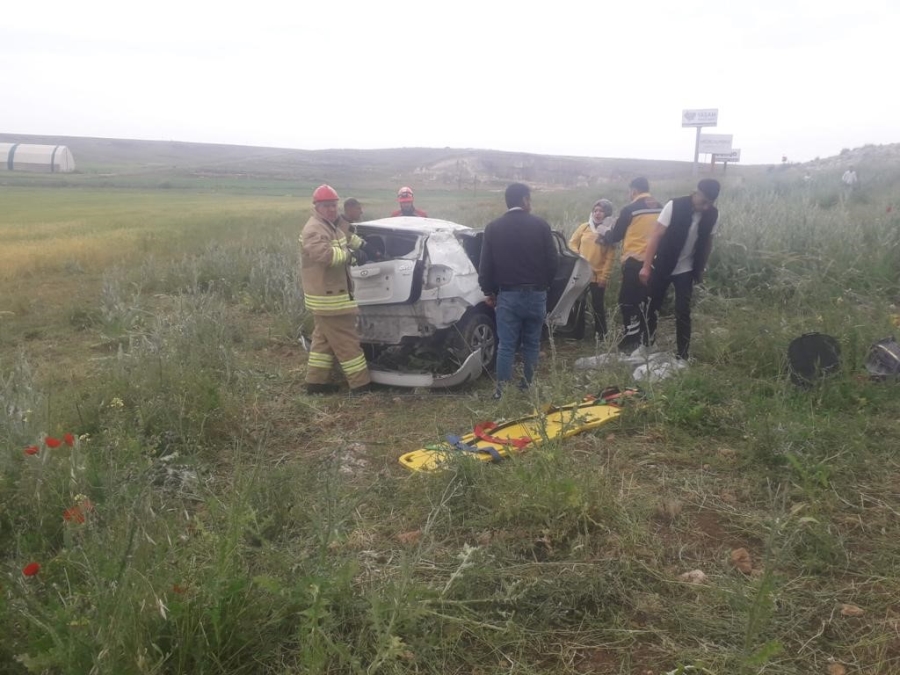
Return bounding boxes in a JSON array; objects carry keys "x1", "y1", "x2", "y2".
[{"x1": 0, "y1": 143, "x2": 76, "y2": 172}]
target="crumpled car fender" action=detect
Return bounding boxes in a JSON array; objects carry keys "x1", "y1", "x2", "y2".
[{"x1": 368, "y1": 349, "x2": 483, "y2": 389}]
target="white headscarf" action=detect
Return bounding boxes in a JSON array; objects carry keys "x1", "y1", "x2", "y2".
[
  {"x1": 589, "y1": 215, "x2": 613, "y2": 236},
  {"x1": 588, "y1": 199, "x2": 614, "y2": 236}
]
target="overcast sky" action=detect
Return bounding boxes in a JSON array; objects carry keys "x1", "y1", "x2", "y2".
[{"x1": 3, "y1": 0, "x2": 897, "y2": 164}]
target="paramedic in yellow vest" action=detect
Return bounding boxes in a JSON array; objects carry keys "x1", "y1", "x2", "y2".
[
  {"x1": 600, "y1": 177, "x2": 663, "y2": 353},
  {"x1": 568, "y1": 199, "x2": 616, "y2": 338},
  {"x1": 300, "y1": 184, "x2": 372, "y2": 394}
]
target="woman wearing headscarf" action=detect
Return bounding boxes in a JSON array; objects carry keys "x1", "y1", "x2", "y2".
[{"x1": 568, "y1": 199, "x2": 616, "y2": 339}]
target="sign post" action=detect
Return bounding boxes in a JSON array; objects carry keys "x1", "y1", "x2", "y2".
[
  {"x1": 694, "y1": 127, "x2": 702, "y2": 176},
  {"x1": 698, "y1": 134, "x2": 733, "y2": 155},
  {"x1": 712, "y1": 149, "x2": 741, "y2": 173},
  {"x1": 682, "y1": 109, "x2": 719, "y2": 176}
]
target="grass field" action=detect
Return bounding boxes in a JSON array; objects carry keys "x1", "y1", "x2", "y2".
[{"x1": 1, "y1": 145, "x2": 900, "y2": 675}]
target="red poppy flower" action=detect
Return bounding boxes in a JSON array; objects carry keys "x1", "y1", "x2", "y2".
[
  {"x1": 63, "y1": 433, "x2": 76, "y2": 446},
  {"x1": 24, "y1": 445, "x2": 40, "y2": 456},
  {"x1": 63, "y1": 507, "x2": 86, "y2": 524},
  {"x1": 888, "y1": 206, "x2": 893, "y2": 213},
  {"x1": 172, "y1": 584, "x2": 188, "y2": 595},
  {"x1": 45, "y1": 437, "x2": 62, "y2": 448},
  {"x1": 22, "y1": 562, "x2": 41, "y2": 577}
]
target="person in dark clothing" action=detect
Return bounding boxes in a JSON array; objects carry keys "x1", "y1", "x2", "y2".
[
  {"x1": 601, "y1": 177, "x2": 663, "y2": 353},
  {"x1": 342, "y1": 198, "x2": 364, "y2": 224},
  {"x1": 479, "y1": 183, "x2": 559, "y2": 399},
  {"x1": 640, "y1": 179, "x2": 721, "y2": 361}
]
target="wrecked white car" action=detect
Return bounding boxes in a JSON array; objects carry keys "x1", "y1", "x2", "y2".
[{"x1": 351, "y1": 216, "x2": 592, "y2": 388}]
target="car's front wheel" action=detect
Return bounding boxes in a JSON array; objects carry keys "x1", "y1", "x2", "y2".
[{"x1": 447, "y1": 309, "x2": 497, "y2": 372}]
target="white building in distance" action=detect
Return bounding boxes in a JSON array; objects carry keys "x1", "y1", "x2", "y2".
[{"x1": 0, "y1": 143, "x2": 76, "y2": 172}]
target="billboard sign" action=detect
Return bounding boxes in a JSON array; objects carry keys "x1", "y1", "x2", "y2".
[
  {"x1": 698, "y1": 134, "x2": 733, "y2": 154},
  {"x1": 682, "y1": 108, "x2": 718, "y2": 127},
  {"x1": 713, "y1": 149, "x2": 741, "y2": 163}
]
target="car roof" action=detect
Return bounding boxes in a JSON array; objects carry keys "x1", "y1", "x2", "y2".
[{"x1": 357, "y1": 216, "x2": 474, "y2": 233}]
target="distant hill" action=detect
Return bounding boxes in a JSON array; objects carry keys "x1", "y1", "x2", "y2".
[
  {"x1": 802, "y1": 142, "x2": 900, "y2": 172},
  {"x1": 6, "y1": 133, "x2": 895, "y2": 190},
  {"x1": 0, "y1": 133, "x2": 710, "y2": 189}
]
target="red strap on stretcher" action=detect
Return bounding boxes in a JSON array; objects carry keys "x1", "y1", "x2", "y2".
[{"x1": 472, "y1": 421, "x2": 532, "y2": 449}]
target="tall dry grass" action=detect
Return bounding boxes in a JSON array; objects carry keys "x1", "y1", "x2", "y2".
[{"x1": 2, "y1": 163, "x2": 900, "y2": 673}]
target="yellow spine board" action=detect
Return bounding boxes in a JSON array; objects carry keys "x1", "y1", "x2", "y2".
[{"x1": 399, "y1": 400, "x2": 622, "y2": 472}]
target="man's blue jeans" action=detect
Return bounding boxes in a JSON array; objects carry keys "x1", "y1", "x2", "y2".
[{"x1": 495, "y1": 289, "x2": 547, "y2": 388}]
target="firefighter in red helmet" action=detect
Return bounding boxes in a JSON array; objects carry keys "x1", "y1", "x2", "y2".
[
  {"x1": 300, "y1": 184, "x2": 373, "y2": 394},
  {"x1": 391, "y1": 186, "x2": 428, "y2": 217}
]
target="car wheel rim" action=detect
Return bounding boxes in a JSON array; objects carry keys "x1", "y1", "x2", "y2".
[{"x1": 471, "y1": 324, "x2": 496, "y2": 363}]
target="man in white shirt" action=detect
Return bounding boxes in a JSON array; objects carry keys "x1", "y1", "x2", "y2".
[
  {"x1": 842, "y1": 166, "x2": 858, "y2": 192},
  {"x1": 640, "y1": 179, "x2": 721, "y2": 360}
]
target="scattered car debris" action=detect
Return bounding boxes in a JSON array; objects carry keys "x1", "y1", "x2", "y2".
[{"x1": 678, "y1": 569, "x2": 709, "y2": 584}]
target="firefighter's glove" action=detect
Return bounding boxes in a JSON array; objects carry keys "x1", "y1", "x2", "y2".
[
  {"x1": 363, "y1": 240, "x2": 385, "y2": 262},
  {"x1": 351, "y1": 248, "x2": 368, "y2": 266}
]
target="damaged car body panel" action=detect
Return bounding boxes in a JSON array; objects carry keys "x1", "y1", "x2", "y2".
[
  {"x1": 352, "y1": 221, "x2": 483, "y2": 344},
  {"x1": 349, "y1": 227, "x2": 424, "y2": 307},
  {"x1": 353, "y1": 298, "x2": 472, "y2": 344},
  {"x1": 369, "y1": 348, "x2": 483, "y2": 389},
  {"x1": 349, "y1": 217, "x2": 590, "y2": 388},
  {"x1": 546, "y1": 234, "x2": 593, "y2": 326}
]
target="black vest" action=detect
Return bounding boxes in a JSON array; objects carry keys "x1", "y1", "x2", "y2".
[{"x1": 652, "y1": 195, "x2": 717, "y2": 280}]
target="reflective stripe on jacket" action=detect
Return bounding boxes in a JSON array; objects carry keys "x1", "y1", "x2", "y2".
[
  {"x1": 605, "y1": 193, "x2": 663, "y2": 263},
  {"x1": 299, "y1": 214, "x2": 364, "y2": 316}
]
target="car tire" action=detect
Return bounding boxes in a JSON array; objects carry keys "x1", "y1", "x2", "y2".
[{"x1": 447, "y1": 310, "x2": 498, "y2": 372}]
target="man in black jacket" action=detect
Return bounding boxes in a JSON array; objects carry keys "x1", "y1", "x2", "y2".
[
  {"x1": 479, "y1": 183, "x2": 559, "y2": 399},
  {"x1": 640, "y1": 179, "x2": 721, "y2": 360}
]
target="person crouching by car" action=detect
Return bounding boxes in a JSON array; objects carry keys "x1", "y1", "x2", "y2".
[
  {"x1": 568, "y1": 199, "x2": 616, "y2": 339},
  {"x1": 300, "y1": 185, "x2": 373, "y2": 395},
  {"x1": 478, "y1": 183, "x2": 558, "y2": 400}
]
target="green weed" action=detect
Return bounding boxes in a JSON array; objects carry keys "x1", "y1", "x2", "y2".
[{"x1": 2, "y1": 158, "x2": 900, "y2": 673}]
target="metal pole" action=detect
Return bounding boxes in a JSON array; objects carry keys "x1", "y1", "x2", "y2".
[{"x1": 692, "y1": 126, "x2": 701, "y2": 176}]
